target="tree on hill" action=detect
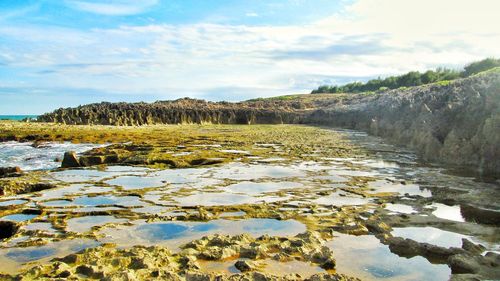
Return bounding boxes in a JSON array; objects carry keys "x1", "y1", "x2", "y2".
[
  {"x1": 463, "y1": 58, "x2": 500, "y2": 77},
  {"x1": 311, "y1": 58, "x2": 498, "y2": 94}
]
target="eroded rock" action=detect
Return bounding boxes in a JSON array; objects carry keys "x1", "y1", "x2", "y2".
[
  {"x1": 0, "y1": 221, "x2": 18, "y2": 239},
  {"x1": 0, "y1": 167, "x2": 22, "y2": 178},
  {"x1": 61, "y1": 151, "x2": 80, "y2": 168}
]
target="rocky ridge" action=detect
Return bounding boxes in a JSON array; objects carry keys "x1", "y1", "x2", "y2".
[{"x1": 37, "y1": 69, "x2": 500, "y2": 176}]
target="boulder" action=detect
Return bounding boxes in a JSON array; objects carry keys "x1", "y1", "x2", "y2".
[
  {"x1": 387, "y1": 237, "x2": 463, "y2": 262},
  {"x1": 448, "y1": 254, "x2": 480, "y2": 274},
  {"x1": 61, "y1": 151, "x2": 80, "y2": 168},
  {"x1": 461, "y1": 239, "x2": 486, "y2": 255},
  {"x1": 0, "y1": 221, "x2": 18, "y2": 239},
  {"x1": 234, "y1": 260, "x2": 257, "y2": 272},
  {"x1": 0, "y1": 166, "x2": 22, "y2": 177},
  {"x1": 460, "y1": 204, "x2": 500, "y2": 225},
  {"x1": 78, "y1": 155, "x2": 104, "y2": 167}
]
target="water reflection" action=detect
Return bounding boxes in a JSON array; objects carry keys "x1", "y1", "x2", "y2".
[
  {"x1": 0, "y1": 214, "x2": 37, "y2": 222},
  {"x1": 100, "y1": 219, "x2": 306, "y2": 249},
  {"x1": 326, "y1": 232, "x2": 450, "y2": 280},
  {"x1": 391, "y1": 227, "x2": 468, "y2": 248},
  {"x1": 428, "y1": 203, "x2": 465, "y2": 222}
]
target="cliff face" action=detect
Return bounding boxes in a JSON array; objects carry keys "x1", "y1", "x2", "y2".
[
  {"x1": 305, "y1": 70, "x2": 500, "y2": 176},
  {"x1": 38, "y1": 70, "x2": 500, "y2": 176}
]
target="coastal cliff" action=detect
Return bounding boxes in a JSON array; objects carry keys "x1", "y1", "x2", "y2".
[
  {"x1": 38, "y1": 69, "x2": 500, "y2": 175},
  {"x1": 37, "y1": 98, "x2": 307, "y2": 126},
  {"x1": 305, "y1": 69, "x2": 500, "y2": 176}
]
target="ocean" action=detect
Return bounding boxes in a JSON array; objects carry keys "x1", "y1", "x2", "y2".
[{"x1": 0, "y1": 115, "x2": 38, "y2": 121}]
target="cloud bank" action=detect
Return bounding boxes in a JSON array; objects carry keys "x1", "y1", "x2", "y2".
[{"x1": 0, "y1": 0, "x2": 499, "y2": 113}]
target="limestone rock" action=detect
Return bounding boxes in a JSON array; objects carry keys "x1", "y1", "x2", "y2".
[
  {"x1": 0, "y1": 166, "x2": 22, "y2": 178},
  {"x1": 0, "y1": 221, "x2": 18, "y2": 239},
  {"x1": 448, "y1": 254, "x2": 480, "y2": 274},
  {"x1": 61, "y1": 151, "x2": 80, "y2": 168},
  {"x1": 234, "y1": 260, "x2": 257, "y2": 272}
]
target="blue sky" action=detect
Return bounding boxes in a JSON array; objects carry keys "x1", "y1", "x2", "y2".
[{"x1": 1, "y1": 0, "x2": 499, "y2": 114}]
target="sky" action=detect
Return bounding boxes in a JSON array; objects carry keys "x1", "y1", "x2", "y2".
[{"x1": 1, "y1": 0, "x2": 499, "y2": 114}]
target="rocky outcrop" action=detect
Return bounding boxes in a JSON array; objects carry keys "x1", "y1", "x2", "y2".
[
  {"x1": 37, "y1": 70, "x2": 500, "y2": 176},
  {"x1": 61, "y1": 151, "x2": 80, "y2": 168},
  {"x1": 37, "y1": 98, "x2": 306, "y2": 126},
  {"x1": 0, "y1": 167, "x2": 22, "y2": 178},
  {"x1": 1, "y1": 234, "x2": 360, "y2": 281},
  {"x1": 305, "y1": 70, "x2": 500, "y2": 176},
  {"x1": 460, "y1": 204, "x2": 500, "y2": 225},
  {"x1": 0, "y1": 221, "x2": 18, "y2": 240}
]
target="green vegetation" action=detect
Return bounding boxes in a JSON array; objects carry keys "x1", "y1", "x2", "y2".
[
  {"x1": 0, "y1": 121, "x2": 358, "y2": 165},
  {"x1": 247, "y1": 94, "x2": 303, "y2": 102},
  {"x1": 311, "y1": 58, "x2": 500, "y2": 94},
  {"x1": 463, "y1": 58, "x2": 500, "y2": 77}
]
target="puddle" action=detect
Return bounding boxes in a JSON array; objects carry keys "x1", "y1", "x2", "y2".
[
  {"x1": 331, "y1": 169, "x2": 378, "y2": 177},
  {"x1": 385, "y1": 203, "x2": 417, "y2": 214},
  {"x1": 35, "y1": 184, "x2": 114, "y2": 200},
  {"x1": 0, "y1": 200, "x2": 28, "y2": 207},
  {"x1": 359, "y1": 159, "x2": 400, "y2": 169},
  {"x1": 35, "y1": 184, "x2": 89, "y2": 199},
  {"x1": 105, "y1": 166, "x2": 151, "y2": 173},
  {"x1": 172, "y1": 192, "x2": 281, "y2": 206},
  {"x1": 50, "y1": 166, "x2": 149, "y2": 183},
  {"x1": 219, "y1": 150, "x2": 251, "y2": 155},
  {"x1": 23, "y1": 222, "x2": 57, "y2": 233},
  {"x1": 1, "y1": 236, "x2": 30, "y2": 248},
  {"x1": 66, "y1": 215, "x2": 128, "y2": 233},
  {"x1": 72, "y1": 195, "x2": 145, "y2": 207},
  {"x1": 391, "y1": 227, "x2": 468, "y2": 248},
  {"x1": 106, "y1": 175, "x2": 166, "y2": 190},
  {"x1": 224, "y1": 181, "x2": 303, "y2": 195},
  {"x1": 41, "y1": 195, "x2": 146, "y2": 208},
  {"x1": 213, "y1": 163, "x2": 305, "y2": 181},
  {"x1": 151, "y1": 168, "x2": 209, "y2": 184},
  {"x1": 80, "y1": 185, "x2": 115, "y2": 194},
  {"x1": 369, "y1": 180, "x2": 432, "y2": 197},
  {"x1": 51, "y1": 169, "x2": 117, "y2": 183},
  {"x1": 263, "y1": 260, "x2": 325, "y2": 277},
  {"x1": 199, "y1": 259, "x2": 325, "y2": 277},
  {"x1": 38, "y1": 199, "x2": 74, "y2": 207},
  {"x1": 428, "y1": 203, "x2": 465, "y2": 222},
  {"x1": 0, "y1": 239, "x2": 100, "y2": 274},
  {"x1": 100, "y1": 219, "x2": 306, "y2": 249},
  {"x1": 199, "y1": 259, "x2": 240, "y2": 274},
  {"x1": 0, "y1": 141, "x2": 105, "y2": 170},
  {"x1": 220, "y1": 211, "x2": 246, "y2": 217},
  {"x1": 326, "y1": 233, "x2": 450, "y2": 280},
  {"x1": 0, "y1": 214, "x2": 37, "y2": 222},
  {"x1": 132, "y1": 205, "x2": 170, "y2": 214}
]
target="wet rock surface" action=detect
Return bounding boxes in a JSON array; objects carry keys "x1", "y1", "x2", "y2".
[
  {"x1": 0, "y1": 167, "x2": 22, "y2": 178},
  {"x1": 0, "y1": 124, "x2": 498, "y2": 280},
  {"x1": 61, "y1": 151, "x2": 80, "y2": 168},
  {"x1": 0, "y1": 243, "x2": 359, "y2": 281},
  {"x1": 0, "y1": 221, "x2": 18, "y2": 240}
]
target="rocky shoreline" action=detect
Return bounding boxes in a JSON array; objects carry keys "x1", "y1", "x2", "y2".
[
  {"x1": 37, "y1": 70, "x2": 500, "y2": 177},
  {"x1": 0, "y1": 124, "x2": 499, "y2": 280}
]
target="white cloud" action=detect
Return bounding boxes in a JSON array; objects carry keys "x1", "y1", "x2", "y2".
[
  {"x1": 66, "y1": 0, "x2": 159, "y2": 16},
  {"x1": 0, "y1": 3, "x2": 40, "y2": 21},
  {"x1": 1, "y1": 0, "x2": 499, "y2": 103},
  {"x1": 245, "y1": 12, "x2": 259, "y2": 17}
]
